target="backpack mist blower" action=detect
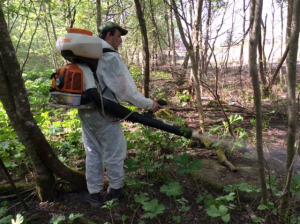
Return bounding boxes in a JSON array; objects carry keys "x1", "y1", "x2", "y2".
[{"x1": 49, "y1": 28, "x2": 198, "y2": 139}]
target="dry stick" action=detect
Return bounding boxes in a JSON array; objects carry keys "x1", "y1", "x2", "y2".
[
  {"x1": 0, "y1": 157, "x2": 29, "y2": 211},
  {"x1": 275, "y1": 148, "x2": 298, "y2": 206},
  {"x1": 207, "y1": 48, "x2": 235, "y2": 139},
  {"x1": 268, "y1": 43, "x2": 290, "y2": 89},
  {"x1": 199, "y1": 78, "x2": 235, "y2": 138},
  {"x1": 197, "y1": 76, "x2": 237, "y2": 172}
]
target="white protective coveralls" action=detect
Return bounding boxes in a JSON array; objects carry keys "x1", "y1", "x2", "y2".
[{"x1": 78, "y1": 39, "x2": 153, "y2": 194}]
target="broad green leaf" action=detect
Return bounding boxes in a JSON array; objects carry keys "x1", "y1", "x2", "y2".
[
  {"x1": 142, "y1": 199, "x2": 165, "y2": 214},
  {"x1": 238, "y1": 183, "x2": 258, "y2": 193},
  {"x1": 176, "y1": 166, "x2": 188, "y2": 174},
  {"x1": 124, "y1": 159, "x2": 139, "y2": 173},
  {"x1": 0, "y1": 215, "x2": 13, "y2": 224},
  {"x1": 144, "y1": 212, "x2": 156, "y2": 219},
  {"x1": 208, "y1": 125, "x2": 223, "y2": 134},
  {"x1": 173, "y1": 153, "x2": 189, "y2": 166},
  {"x1": 196, "y1": 194, "x2": 205, "y2": 203},
  {"x1": 219, "y1": 205, "x2": 229, "y2": 216},
  {"x1": 0, "y1": 208, "x2": 7, "y2": 219},
  {"x1": 258, "y1": 205, "x2": 268, "y2": 210},
  {"x1": 181, "y1": 206, "x2": 190, "y2": 212},
  {"x1": 188, "y1": 159, "x2": 202, "y2": 172},
  {"x1": 124, "y1": 176, "x2": 137, "y2": 186},
  {"x1": 173, "y1": 216, "x2": 181, "y2": 223},
  {"x1": 252, "y1": 217, "x2": 263, "y2": 223},
  {"x1": 49, "y1": 216, "x2": 65, "y2": 224},
  {"x1": 160, "y1": 182, "x2": 183, "y2": 197},
  {"x1": 221, "y1": 213, "x2": 230, "y2": 223},
  {"x1": 216, "y1": 192, "x2": 235, "y2": 203},
  {"x1": 206, "y1": 205, "x2": 220, "y2": 218},
  {"x1": 68, "y1": 213, "x2": 83, "y2": 224},
  {"x1": 134, "y1": 193, "x2": 149, "y2": 204},
  {"x1": 11, "y1": 214, "x2": 24, "y2": 224}
]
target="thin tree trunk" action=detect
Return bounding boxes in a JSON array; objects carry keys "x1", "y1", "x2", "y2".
[
  {"x1": 285, "y1": 0, "x2": 294, "y2": 75},
  {"x1": 223, "y1": 0, "x2": 235, "y2": 73},
  {"x1": 248, "y1": 1, "x2": 271, "y2": 223},
  {"x1": 96, "y1": 0, "x2": 101, "y2": 29},
  {"x1": 280, "y1": 0, "x2": 284, "y2": 83},
  {"x1": 164, "y1": 0, "x2": 171, "y2": 65},
  {"x1": 47, "y1": 2, "x2": 57, "y2": 41},
  {"x1": 238, "y1": 0, "x2": 246, "y2": 88},
  {"x1": 278, "y1": 0, "x2": 300, "y2": 222},
  {"x1": 267, "y1": 0, "x2": 275, "y2": 64},
  {"x1": 258, "y1": 24, "x2": 267, "y2": 86},
  {"x1": 170, "y1": 5, "x2": 176, "y2": 68},
  {"x1": 268, "y1": 43, "x2": 290, "y2": 89},
  {"x1": 134, "y1": 0, "x2": 150, "y2": 98}
]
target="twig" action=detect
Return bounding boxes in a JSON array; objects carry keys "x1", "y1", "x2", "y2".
[{"x1": 0, "y1": 157, "x2": 29, "y2": 211}]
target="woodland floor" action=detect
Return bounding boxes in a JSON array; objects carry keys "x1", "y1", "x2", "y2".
[{"x1": 1, "y1": 64, "x2": 300, "y2": 224}]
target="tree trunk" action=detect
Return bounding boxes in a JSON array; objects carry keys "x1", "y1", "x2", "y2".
[
  {"x1": 96, "y1": 0, "x2": 101, "y2": 29},
  {"x1": 170, "y1": 5, "x2": 176, "y2": 68},
  {"x1": 278, "y1": 0, "x2": 300, "y2": 222},
  {"x1": 238, "y1": 0, "x2": 246, "y2": 88},
  {"x1": 280, "y1": 0, "x2": 284, "y2": 84},
  {"x1": 0, "y1": 5, "x2": 86, "y2": 201},
  {"x1": 285, "y1": 0, "x2": 294, "y2": 75},
  {"x1": 171, "y1": 0, "x2": 205, "y2": 133},
  {"x1": 248, "y1": 1, "x2": 271, "y2": 223},
  {"x1": 164, "y1": 0, "x2": 171, "y2": 65},
  {"x1": 134, "y1": 0, "x2": 150, "y2": 98},
  {"x1": 258, "y1": 24, "x2": 267, "y2": 86}
]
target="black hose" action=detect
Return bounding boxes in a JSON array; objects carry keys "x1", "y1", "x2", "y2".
[{"x1": 86, "y1": 88, "x2": 193, "y2": 138}]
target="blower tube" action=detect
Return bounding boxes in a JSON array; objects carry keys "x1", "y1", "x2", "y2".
[{"x1": 86, "y1": 88, "x2": 193, "y2": 139}]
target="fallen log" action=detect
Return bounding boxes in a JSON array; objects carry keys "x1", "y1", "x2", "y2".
[{"x1": 194, "y1": 133, "x2": 237, "y2": 172}]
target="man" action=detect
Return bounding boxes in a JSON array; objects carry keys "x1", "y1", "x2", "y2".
[{"x1": 79, "y1": 22, "x2": 162, "y2": 207}]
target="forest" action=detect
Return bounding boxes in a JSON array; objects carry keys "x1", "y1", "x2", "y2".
[{"x1": 0, "y1": 0, "x2": 300, "y2": 223}]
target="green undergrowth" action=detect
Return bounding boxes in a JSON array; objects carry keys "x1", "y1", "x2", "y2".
[{"x1": 1, "y1": 71, "x2": 300, "y2": 223}]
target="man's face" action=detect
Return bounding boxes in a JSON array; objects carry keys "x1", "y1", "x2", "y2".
[{"x1": 106, "y1": 29, "x2": 123, "y2": 50}]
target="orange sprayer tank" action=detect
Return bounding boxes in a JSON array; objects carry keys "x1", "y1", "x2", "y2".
[{"x1": 51, "y1": 64, "x2": 84, "y2": 94}]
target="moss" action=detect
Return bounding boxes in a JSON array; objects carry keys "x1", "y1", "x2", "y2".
[
  {"x1": 72, "y1": 217, "x2": 96, "y2": 224},
  {"x1": 0, "y1": 182, "x2": 35, "y2": 196},
  {"x1": 201, "y1": 138, "x2": 213, "y2": 149},
  {"x1": 207, "y1": 100, "x2": 231, "y2": 109},
  {"x1": 216, "y1": 148, "x2": 226, "y2": 163},
  {"x1": 154, "y1": 109, "x2": 175, "y2": 121}
]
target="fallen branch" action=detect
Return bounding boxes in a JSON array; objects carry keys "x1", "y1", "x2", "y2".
[{"x1": 195, "y1": 134, "x2": 237, "y2": 172}]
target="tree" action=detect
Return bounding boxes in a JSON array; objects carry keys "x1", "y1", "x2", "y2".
[
  {"x1": 0, "y1": 4, "x2": 86, "y2": 201},
  {"x1": 134, "y1": 0, "x2": 150, "y2": 98},
  {"x1": 170, "y1": 0, "x2": 205, "y2": 133},
  {"x1": 248, "y1": 1, "x2": 271, "y2": 223},
  {"x1": 278, "y1": 0, "x2": 300, "y2": 222}
]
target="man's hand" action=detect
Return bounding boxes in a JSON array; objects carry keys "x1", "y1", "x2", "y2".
[{"x1": 149, "y1": 101, "x2": 163, "y2": 113}]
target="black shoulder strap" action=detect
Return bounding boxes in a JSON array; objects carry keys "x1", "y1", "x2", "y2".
[
  {"x1": 103, "y1": 48, "x2": 117, "y2": 53},
  {"x1": 91, "y1": 48, "x2": 117, "y2": 82}
]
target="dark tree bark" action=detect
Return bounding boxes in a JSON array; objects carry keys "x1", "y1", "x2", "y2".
[
  {"x1": 134, "y1": 0, "x2": 150, "y2": 98},
  {"x1": 96, "y1": 0, "x2": 101, "y2": 29},
  {"x1": 278, "y1": 0, "x2": 300, "y2": 222},
  {"x1": 0, "y1": 5, "x2": 86, "y2": 201}
]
